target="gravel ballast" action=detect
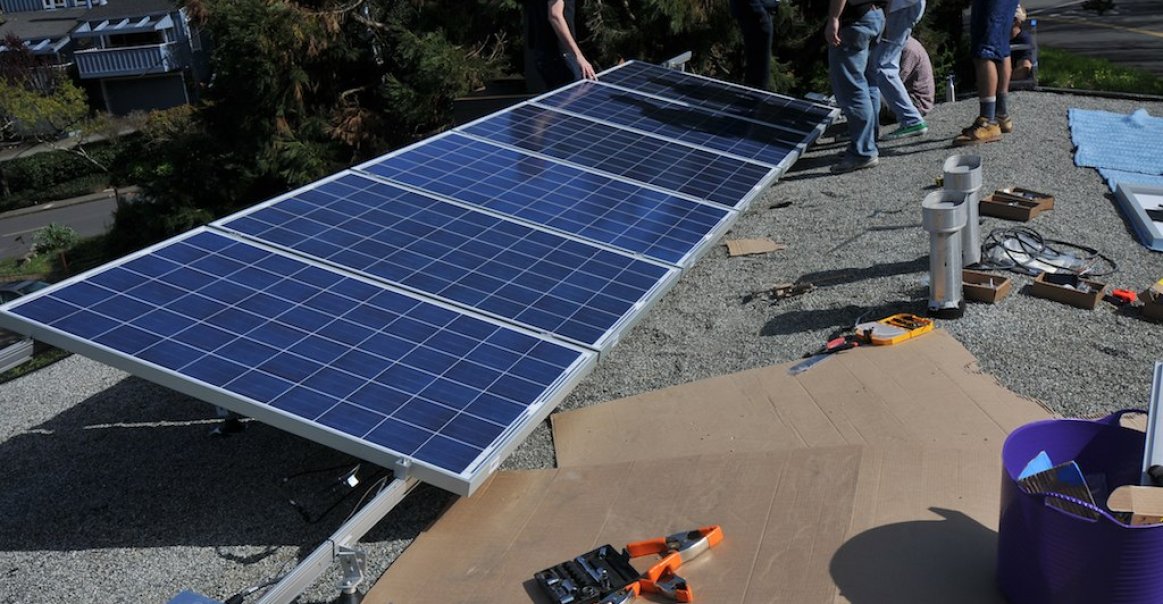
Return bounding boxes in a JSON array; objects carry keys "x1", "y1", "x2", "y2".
[{"x1": 2, "y1": 91, "x2": 1163, "y2": 604}]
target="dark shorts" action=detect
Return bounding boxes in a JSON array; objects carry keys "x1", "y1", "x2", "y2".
[{"x1": 970, "y1": 0, "x2": 1021, "y2": 60}]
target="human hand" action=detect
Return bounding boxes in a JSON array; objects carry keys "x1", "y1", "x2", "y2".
[
  {"x1": 578, "y1": 55, "x2": 598, "y2": 80},
  {"x1": 824, "y1": 17, "x2": 841, "y2": 47}
]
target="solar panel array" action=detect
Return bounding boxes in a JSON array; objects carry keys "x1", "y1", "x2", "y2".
[{"x1": 0, "y1": 61, "x2": 836, "y2": 496}]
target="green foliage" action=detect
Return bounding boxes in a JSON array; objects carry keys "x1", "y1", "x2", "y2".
[
  {"x1": 1, "y1": 144, "x2": 117, "y2": 194},
  {"x1": 0, "y1": 34, "x2": 89, "y2": 142},
  {"x1": 0, "y1": 174, "x2": 108, "y2": 213},
  {"x1": 106, "y1": 196, "x2": 214, "y2": 256},
  {"x1": 31, "y1": 224, "x2": 79, "y2": 255},
  {"x1": 1038, "y1": 47, "x2": 1163, "y2": 95},
  {"x1": 0, "y1": 78, "x2": 88, "y2": 140}
]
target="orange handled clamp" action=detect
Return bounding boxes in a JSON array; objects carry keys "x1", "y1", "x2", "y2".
[
  {"x1": 623, "y1": 526, "x2": 724, "y2": 602},
  {"x1": 597, "y1": 582, "x2": 640, "y2": 604}
]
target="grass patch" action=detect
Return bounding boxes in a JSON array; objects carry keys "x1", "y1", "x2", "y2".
[
  {"x1": 1038, "y1": 47, "x2": 1163, "y2": 95},
  {"x1": 0, "y1": 234, "x2": 112, "y2": 280},
  {"x1": 0, "y1": 346, "x2": 71, "y2": 384}
]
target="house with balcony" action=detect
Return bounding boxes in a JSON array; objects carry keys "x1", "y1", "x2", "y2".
[{"x1": 0, "y1": 0, "x2": 208, "y2": 115}]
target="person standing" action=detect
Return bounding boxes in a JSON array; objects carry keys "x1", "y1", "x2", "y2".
[
  {"x1": 526, "y1": 0, "x2": 598, "y2": 91},
  {"x1": 953, "y1": 0, "x2": 1021, "y2": 146},
  {"x1": 730, "y1": 0, "x2": 781, "y2": 90},
  {"x1": 876, "y1": 0, "x2": 928, "y2": 140},
  {"x1": 825, "y1": 0, "x2": 886, "y2": 173}
]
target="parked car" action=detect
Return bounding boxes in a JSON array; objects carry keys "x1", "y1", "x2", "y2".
[{"x1": 0, "y1": 279, "x2": 51, "y2": 304}]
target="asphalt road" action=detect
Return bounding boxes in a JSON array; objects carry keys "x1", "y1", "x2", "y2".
[
  {"x1": 1024, "y1": 0, "x2": 1163, "y2": 78},
  {"x1": 0, "y1": 191, "x2": 118, "y2": 259}
]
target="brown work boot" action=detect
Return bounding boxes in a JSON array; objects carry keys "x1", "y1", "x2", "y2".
[
  {"x1": 953, "y1": 116, "x2": 1002, "y2": 146},
  {"x1": 998, "y1": 114, "x2": 1014, "y2": 133}
]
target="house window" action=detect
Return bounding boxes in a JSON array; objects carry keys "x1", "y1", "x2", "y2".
[
  {"x1": 42, "y1": 0, "x2": 69, "y2": 9},
  {"x1": 107, "y1": 31, "x2": 166, "y2": 48}
]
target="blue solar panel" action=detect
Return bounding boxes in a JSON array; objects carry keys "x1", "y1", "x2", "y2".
[
  {"x1": 355, "y1": 133, "x2": 732, "y2": 267},
  {"x1": 217, "y1": 172, "x2": 678, "y2": 350},
  {"x1": 599, "y1": 61, "x2": 836, "y2": 135},
  {"x1": 3, "y1": 229, "x2": 594, "y2": 490},
  {"x1": 459, "y1": 104, "x2": 771, "y2": 210},
  {"x1": 534, "y1": 81, "x2": 804, "y2": 166}
]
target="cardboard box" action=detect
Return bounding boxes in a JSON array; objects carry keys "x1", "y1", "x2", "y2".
[
  {"x1": 1029, "y1": 272, "x2": 1106, "y2": 309},
  {"x1": 980, "y1": 188, "x2": 1055, "y2": 221},
  {"x1": 963, "y1": 269, "x2": 1012, "y2": 303}
]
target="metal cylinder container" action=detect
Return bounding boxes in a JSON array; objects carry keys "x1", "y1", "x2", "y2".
[
  {"x1": 922, "y1": 190, "x2": 968, "y2": 319},
  {"x1": 942, "y1": 154, "x2": 983, "y2": 266}
]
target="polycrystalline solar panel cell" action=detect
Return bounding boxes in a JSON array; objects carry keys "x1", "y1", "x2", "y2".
[
  {"x1": 459, "y1": 104, "x2": 770, "y2": 210},
  {"x1": 1, "y1": 229, "x2": 594, "y2": 494},
  {"x1": 355, "y1": 133, "x2": 732, "y2": 267},
  {"x1": 599, "y1": 61, "x2": 836, "y2": 135},
  {"x1": 534, "y1": 81, "x2": 801, "y2": 167},
  {"x1": 217, "y1": 172, "x2": 678, "y2": 350}
]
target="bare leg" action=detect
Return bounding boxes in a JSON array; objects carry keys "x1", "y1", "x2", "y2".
[
  {"x1": 998, "y1": 57, "x2": 1012, "y2": 95},
  {"x1": 975, "y1": 58, "x2": 998, "y2": 100}
]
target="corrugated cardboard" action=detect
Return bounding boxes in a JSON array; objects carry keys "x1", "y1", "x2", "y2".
[
  {"x1": 366, "y1": 444, "x2": 1005, "y2": 603},
  {"x1": 553, "y1": 330, "x2": 1051, "y2": 467},
  {"x1": 725, "y1": 238, "x2": 786, "y2": 256}
]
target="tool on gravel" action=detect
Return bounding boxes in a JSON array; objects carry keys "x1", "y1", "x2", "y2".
[{"x1": 788, "y1": 313, "x2": 934, "y2": 375}]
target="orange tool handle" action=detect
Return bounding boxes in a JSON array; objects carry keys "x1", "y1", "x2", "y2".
[
  {"x1": 639, "y1": 552, "x2": 692, "y2": 602},
  {"x1": 626, "y1": 525, "x2": 724, "y2": 559}
]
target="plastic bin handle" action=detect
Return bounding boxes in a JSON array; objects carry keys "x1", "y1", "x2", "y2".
[{"x1": 1096, "y1": 409, "x2": 1148, "y2": 427}]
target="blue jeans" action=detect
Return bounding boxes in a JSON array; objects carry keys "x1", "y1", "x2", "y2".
[
  {"x1": 829, "y1": 6, "x2": 885, "y2": 159},
  {"x1": 730, "y1": 0, "x2": 775, "y2": 89},
  {"x1": 875, "y1": 0, "x2": 925, "y2": 127},
  {"x1": 970, "y1": 0, "x2": 1021, "y2": 60}
]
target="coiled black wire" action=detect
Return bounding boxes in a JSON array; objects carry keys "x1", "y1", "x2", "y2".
[{"x1": 978, "y1": 226, "x2": 1118, "y2": 277}]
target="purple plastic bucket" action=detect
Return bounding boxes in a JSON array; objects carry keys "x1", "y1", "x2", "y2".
[{"x1": 997, "y1": 409, "x2": 1163, "y2": 603}]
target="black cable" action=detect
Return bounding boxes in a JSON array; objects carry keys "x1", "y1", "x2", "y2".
[{"x1": 978, "y1": 226, "x2": 1118, "y2": 277}]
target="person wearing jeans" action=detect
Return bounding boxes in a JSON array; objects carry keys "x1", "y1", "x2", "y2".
[
  {"x1": 876, "y1": 0, "x2": 928, "y2": 140},
  {"x1": 731, "y1": 0, "x2": 781, "y2": 90},
  {"x1": 825, "y1": 0, "x2": 886, "y2": 173}
]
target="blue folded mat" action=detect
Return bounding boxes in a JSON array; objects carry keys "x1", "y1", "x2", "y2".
[
  {"x1": 1068, "y1": 108, "x2": 1163, "y2": 177},
  {"x1": 1098, "y1": 168, "x2": 1163, "y2": 191}
]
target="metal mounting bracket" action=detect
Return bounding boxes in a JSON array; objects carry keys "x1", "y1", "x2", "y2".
[
  {"x1": 254, "y1": 472, "x2": 420, "y2": 604},
  {"x1": 337, "y1": 545, "x2": 367, "y2": 594}
]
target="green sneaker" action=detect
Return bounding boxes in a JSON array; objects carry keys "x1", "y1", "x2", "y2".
[{"x1": 882, "y1": 121, "x2": 929, "y2": 140}]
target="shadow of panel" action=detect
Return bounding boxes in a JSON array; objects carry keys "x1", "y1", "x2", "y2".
[
  {"x1": 831, "y1": 508, "x2": 1005, "y2": 603},
  {"x1": 0, "y1": 375, "x2": 449, "y2": 552}
]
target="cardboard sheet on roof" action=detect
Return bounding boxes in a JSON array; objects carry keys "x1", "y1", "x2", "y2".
[
  {"x1": 366, "y1": 444, "x2": 1006, "y2": 603},
  {"x1": 552, "y1": 329, "x2": 1052, "y2": 467}
]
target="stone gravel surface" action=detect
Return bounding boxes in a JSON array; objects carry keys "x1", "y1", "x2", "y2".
[{"x1": 2, "y1": 91, "x2": 1162, "y2": 604}]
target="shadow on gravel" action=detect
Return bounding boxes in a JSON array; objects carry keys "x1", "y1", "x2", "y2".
[
  {"x1": 762, "y1": 299, "x2": 928, "y2": 337},
  {"x1": 795, "y1": 255, "x2": 928, "y2": 288},
  {"x1": 0, "y1": 376, "x2": 449, "y2": 552}
]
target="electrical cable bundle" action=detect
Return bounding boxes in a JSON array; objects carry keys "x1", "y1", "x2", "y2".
[{"x1": 978, "y1": 226, "x2": 1118, "y2": 277}]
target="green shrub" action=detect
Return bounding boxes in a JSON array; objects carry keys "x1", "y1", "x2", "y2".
[
  {"x1": 1, "y1": 144, "x2": 117, "y2": 194},
  {"x1": 0, "y1": 173, "x2": 109, "y2": 213},
  {"x1": 31, "y1": 223, "x2": 79, "y2": 255}
]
